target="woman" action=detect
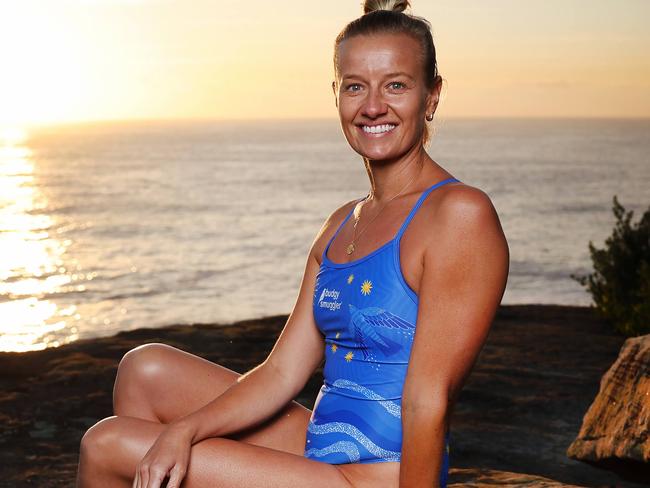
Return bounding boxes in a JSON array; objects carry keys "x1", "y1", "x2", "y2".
[{"x1": 76, "y1": 1, "x2": 509, "y2": 487}]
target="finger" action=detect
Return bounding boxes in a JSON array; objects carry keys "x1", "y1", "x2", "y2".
[
  {"x1": 147, "y1": 468, "x2": 167, "y2": 488},
  {"x1": 132, "y1": 468, "x2": 139, "y2": 488},
  {"x1": 140, "y1": 465, "x2": 149, "y2": 488},
  {"x1": 166, "y1": 464, "x2": 187, "y2": 488}
]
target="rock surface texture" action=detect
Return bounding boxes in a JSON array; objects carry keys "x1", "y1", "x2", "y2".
[
  {"x1": 567, "y1": 334, "x2": 650, "y2": 482},
  {"x1": 0, "y1": 305, "x2": 647, "y2": 487},
  {"x1": 449, "y1": 467, "x2": 588, "y2": 487}
]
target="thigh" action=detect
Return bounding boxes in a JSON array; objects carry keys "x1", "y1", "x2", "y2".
[
  {"x1": 86, "y1": 416, "x2": 353, "y2": 488},
  {"x1": 113, "y1": 343, "x2": 312, "y2": 456}
]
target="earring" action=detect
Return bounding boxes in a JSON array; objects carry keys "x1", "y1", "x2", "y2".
[{"x1": 426, "y1": 113, "x2": 434, "y2": 121}]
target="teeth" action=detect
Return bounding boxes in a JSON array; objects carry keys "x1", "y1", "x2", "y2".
[{"x1": 362, "y1": 124, "x2": 396, "y2": 134}]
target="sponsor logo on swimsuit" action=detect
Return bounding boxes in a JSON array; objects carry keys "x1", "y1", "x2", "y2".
[{"x1": 318, "y1": 287, "x2": 342, "y2": 311}]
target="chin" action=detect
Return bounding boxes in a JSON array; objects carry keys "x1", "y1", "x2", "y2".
[
  {"x1": 345, "y1": 138, "x2": 389, "y2": 158},
  {"x1": 354, "y1": 148, "x2": 401, "y2": 162},
  {"x1": 350, "y1": 137, "x2": 405, "y2": 159}
]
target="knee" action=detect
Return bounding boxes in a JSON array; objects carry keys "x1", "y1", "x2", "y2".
[
  {"x1": 118, "y1": 343, "x2": 172, "y2": 382},
  {"x1": 79, "y1": 416, "x2": 120, "y2": 465},
  {"x1": 113, "y1": 342, "x2": 173, "y2": 415}
]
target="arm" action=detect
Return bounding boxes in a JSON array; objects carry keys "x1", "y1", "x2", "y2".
[
  {"x1": 399, "y1": 188, "x2": 509, "y2": 488},
  {"x1": 172, "y1": 202, "x2": 356, "y2": 444},
  {"x1": 173, "y1": 243, "x2": 324, "y2": 443}
]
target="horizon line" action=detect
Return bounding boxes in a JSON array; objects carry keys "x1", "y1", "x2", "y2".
[{"x1": 13, "y1": 114, "x2": 650, "y2": 131}]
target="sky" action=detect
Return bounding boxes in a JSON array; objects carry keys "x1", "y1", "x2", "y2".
[{"x1": 0, "y1": 0, "x2": 648, "y2": 127}]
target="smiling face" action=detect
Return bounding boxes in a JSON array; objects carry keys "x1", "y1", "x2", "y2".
[{"x1": 333, "y1": 32, "x2": 440, "y2": 162}]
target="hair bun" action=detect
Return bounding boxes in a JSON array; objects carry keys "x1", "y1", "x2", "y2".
[{"x1": 363, "y1": 0, "x2": 410, "y2": 15}]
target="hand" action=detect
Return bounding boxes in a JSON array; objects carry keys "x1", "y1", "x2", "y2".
[{"x1": 132, "y1": 422, "x2": 194, "y2": 488}]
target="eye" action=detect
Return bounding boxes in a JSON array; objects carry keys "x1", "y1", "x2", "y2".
[
  {"x1": 345, "y1": 83, "x2": 362, "y2": 92},
  {"x1": 389, "y1": 81, "x2": 406, "y2": 90}
]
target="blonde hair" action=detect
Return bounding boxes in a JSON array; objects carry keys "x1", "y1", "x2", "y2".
[
  {"x1": 336, "y1": 1, "x2": 441, "y2": 146},
  {"x1": 363, "y1": 0, "x2": 410, "y2": 14}
]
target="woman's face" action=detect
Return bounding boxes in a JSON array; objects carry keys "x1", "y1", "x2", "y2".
[{"x1": 333, "y1": 32, "x2": 438, "y2": 162}]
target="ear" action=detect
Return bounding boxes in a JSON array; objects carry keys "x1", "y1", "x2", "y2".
[
  {"x1": 425, "y1": 76, "x2": 442, "y2": 116},
  {"x1": 332, "y1": 81, "x2": 338, "y2": 109}
]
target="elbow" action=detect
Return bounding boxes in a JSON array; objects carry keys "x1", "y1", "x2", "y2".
[{"x1": 402, "y1": 391, "x2": 450, "y2": 418}]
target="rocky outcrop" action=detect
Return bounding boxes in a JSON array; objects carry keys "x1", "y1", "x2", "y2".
[
  {"x1": 449, "y1": 467, "x2": 586, "y2": 487},
  {"x1": 0, "y1": 305, "x2": 644, "y2": 487},
  {"x1": 567, "y1": 334, "x2": 650, "y2": 479}
]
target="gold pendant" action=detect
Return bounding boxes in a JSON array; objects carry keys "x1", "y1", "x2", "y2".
[{"x1": 346, "y1": 243, "x2": 355, "y2": 255}]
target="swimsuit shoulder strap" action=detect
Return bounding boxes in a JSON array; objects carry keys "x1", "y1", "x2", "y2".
[{"x1": 395, "y1": 177, "x2": 460, "y2": 240}]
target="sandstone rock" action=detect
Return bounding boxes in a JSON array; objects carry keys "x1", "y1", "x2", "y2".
[
  {"x1": 567, "y1": 334, "x2": 650, "y2": 471},
  {"x1": 449, "y1": 467, "x2": 586, "y2": 487}
]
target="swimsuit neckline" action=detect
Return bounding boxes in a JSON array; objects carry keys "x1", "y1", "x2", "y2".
[
  {"x1": 321, "y1": 177, "x2": 460, "y2": 269},
  {"x1": 323, "y1": 237, "x2": 395, "y2": 268}
]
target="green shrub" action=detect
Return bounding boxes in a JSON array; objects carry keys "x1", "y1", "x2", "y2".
[{"x1": 571, "y1": 195, "x2": 650, "y2": 337}]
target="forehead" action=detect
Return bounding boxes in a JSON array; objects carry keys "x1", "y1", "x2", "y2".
[{"x1": 337, "y1": 33, "x2": 421, "y2": 79}]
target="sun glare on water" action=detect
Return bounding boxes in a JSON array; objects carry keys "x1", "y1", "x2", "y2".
[{"x1": 0, "y1": 128, "x2": 82, "y2": 352}]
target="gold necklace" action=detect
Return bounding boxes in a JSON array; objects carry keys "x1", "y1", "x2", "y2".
[{"x1": 346, "y1": 162, "x2": 424, "y2": 255}]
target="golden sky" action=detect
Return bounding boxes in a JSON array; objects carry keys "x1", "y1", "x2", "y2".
[{"x1": 1, "y1": 0, "x2": 648, "y2": 127}]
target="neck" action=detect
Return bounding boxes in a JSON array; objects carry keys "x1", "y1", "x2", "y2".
[{"x1": 363, "y1": 146, "x2": 431, "y2": 203}]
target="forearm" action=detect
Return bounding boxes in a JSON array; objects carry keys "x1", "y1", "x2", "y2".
[
  {"x1": 172, "y1": 361, "x2": 297, "y2": 444},
  {"x1": 399, "y1": 406, "x2": 448, "y2": 488}
]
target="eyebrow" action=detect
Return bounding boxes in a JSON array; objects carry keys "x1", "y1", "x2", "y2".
[{"x1": 342, "y1": 71, "x2": 415, "y2": 82}]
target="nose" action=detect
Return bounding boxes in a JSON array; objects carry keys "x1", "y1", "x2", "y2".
[{"x1": 361, "y1": 86, "x2": 387, "y2": 118}]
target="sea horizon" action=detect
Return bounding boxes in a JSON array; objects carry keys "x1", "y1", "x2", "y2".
[{"x1": 17, "y1": 114, "x2": 650, "y2": 131}]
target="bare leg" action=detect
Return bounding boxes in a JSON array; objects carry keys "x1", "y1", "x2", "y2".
[
  {"x1": 77, "y1": 343, "x2": 317, "y2": 486},
  {"x1": 77, "y1": 415, "x2": 353, "y2": 487},
  {"x1": 77, "y1": 343, "x2": 400, "y2": 487},
  {"x1": 110, "y1": 342, "x2": 311, "y2": 453}
]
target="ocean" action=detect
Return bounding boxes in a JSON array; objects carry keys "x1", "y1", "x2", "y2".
[{"x1": 1, "y1": 117, "x2": 648, "y2": 352}]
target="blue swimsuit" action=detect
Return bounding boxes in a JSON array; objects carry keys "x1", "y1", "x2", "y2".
[{"x1": 303, "y1": 177, "x2": 459, "y2": 486}]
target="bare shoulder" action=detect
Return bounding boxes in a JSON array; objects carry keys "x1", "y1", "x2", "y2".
[
  {"x1": 439, "y1": 182, "x2": 501, "y2": 227},
  {"x1": 420, "y1": 181, "x2": 509, "y2": 272},
  {"x1": 417, "y1": 181, "x2": 506, "y2": 243}
]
